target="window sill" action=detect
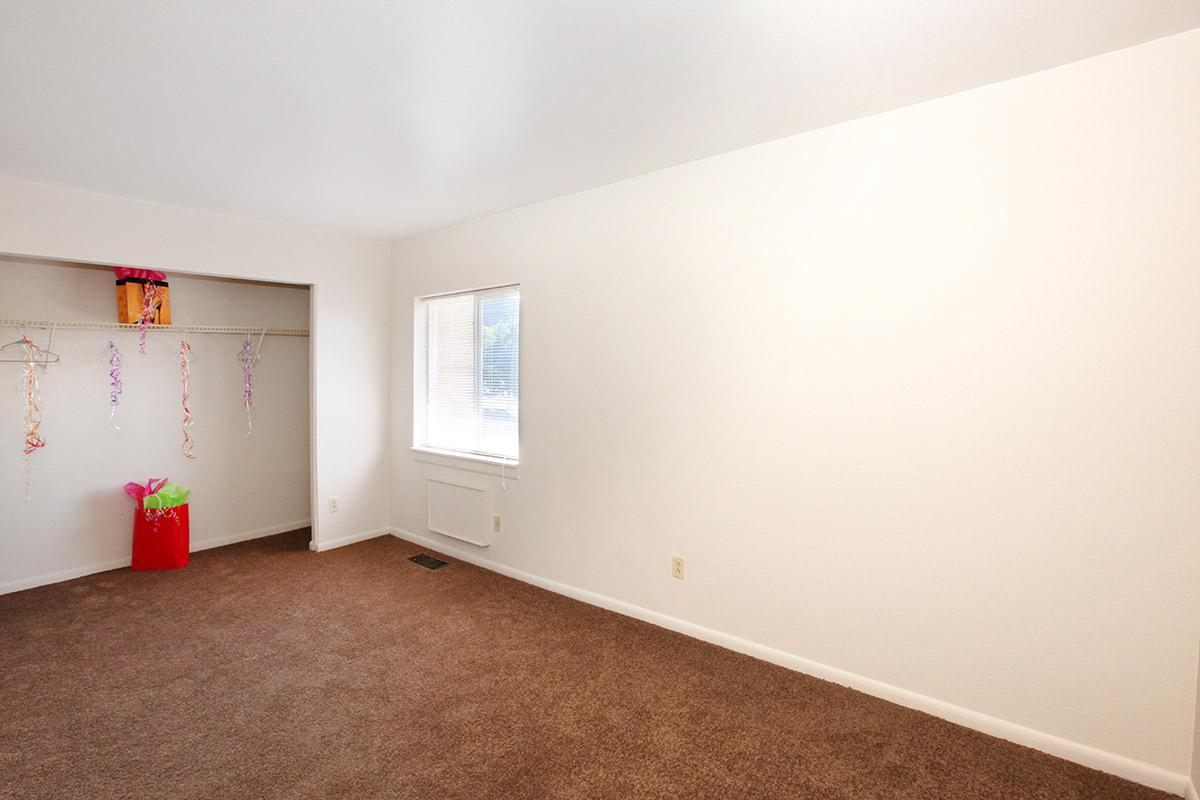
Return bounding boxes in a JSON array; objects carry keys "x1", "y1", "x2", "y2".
[{"x1": 411, "y1": 447, "x2": 520, "y2": 480}]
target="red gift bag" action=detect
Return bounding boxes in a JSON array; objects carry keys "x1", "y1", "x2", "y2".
[{"x1": 131, "y1": 503, "x2": 190, "y2": 570}]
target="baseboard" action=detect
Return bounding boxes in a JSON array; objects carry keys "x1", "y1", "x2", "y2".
[
  {"x1": 0, "y1": 519, "x2": 312, "y2": 595},
  {"x1": 0, "y1": 556, "x2": 135, "y2": 596},
  {"x1": 191, "y1": 519, "x2": 312, "y2": 553},
  {"x1": 391, "y1": 527, "x2": 1190, "y2": 797},
  {"x1": 312, "y1": 526, "x2": 391, "y2": 552},
  {"x1": 1185, "y1": 780, "x2": 1198, "y2": 800}
]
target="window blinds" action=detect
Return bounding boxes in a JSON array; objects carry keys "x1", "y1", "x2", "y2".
[{"x1": 420, "y1": 285, "x2": 519, "y2": 460}]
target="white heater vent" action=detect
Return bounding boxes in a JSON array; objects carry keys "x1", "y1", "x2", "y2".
[{"x1": 427, "y1": 478, "x2": 491, "y2": 547}]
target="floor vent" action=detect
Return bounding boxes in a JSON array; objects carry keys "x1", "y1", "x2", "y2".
[{"x1": 408, "y1": 553, "x2": 448, "y2": 570}]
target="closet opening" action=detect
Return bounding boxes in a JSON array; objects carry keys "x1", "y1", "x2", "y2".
[{"x1": 0, "y1": 254, "x2": 315, "y2": 579}]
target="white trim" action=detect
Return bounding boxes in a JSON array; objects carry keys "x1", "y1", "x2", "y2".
[
  {"x1": 312, "y1": 526, "x2": 391, "y2": 552},
  {"x1": 411, "y1": 446, "x2": 520, "y2": 478},
  {"x1": 0, "y1": 556, "x2": 133, "y2": 596},
  {"x1": 0, "y1": 519, "x2": 312, "y2": 595},
  {"x1": 390, "y1": 527, "x2": 1190, "y2": 797},
  {"x1": 417, "y1": 282, "x2": 520, "y2": 301},
  {"x1": 191, "y1": 518, "x2": 312, "y2": 553},
  {"x1": 308, "y1": 281, "x2": 322, "y2": 554},
  {"x1": 1185, "y1": 780, "x2": 1198, "y2": 800}
]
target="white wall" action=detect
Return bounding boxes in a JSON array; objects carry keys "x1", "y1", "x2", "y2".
[
  {"x1": 0, "y1": 177, "x2": 392, "y2": 557},
  {"x1": 390, "y1": 29, "x2": 1200, "y2": 784},
  {"x1": 0, "y1": 258, "x2": 310, "y2": 589}
]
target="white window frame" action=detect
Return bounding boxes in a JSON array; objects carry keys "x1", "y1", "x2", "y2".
[{"x1": 412, "y1": 284, "x2": 520, "y2": 469}]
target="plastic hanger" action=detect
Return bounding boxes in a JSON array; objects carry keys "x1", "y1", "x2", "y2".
[
  {"x1": 234, "y1": 329, "x2": 267, "y2": 363},
  {"x1": 0, "y1": 333, "x2": 60, "y2": 365}
]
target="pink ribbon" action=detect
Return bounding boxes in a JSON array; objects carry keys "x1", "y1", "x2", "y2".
[
  {"x1": 238, "y1": 337, "x2": 255, "y2": 435},
  {"x1": 106, "y1": 339, "x2": 123, "y2": 428},
  {"x1": 137, "y1": 282, "x2": 160, "y2": 355},
  {"x1": 123, "y1": 477, "x2": 168, "y2": 503},
  {"x1": 179, "y1": 340, "x2": 195, "y2": 458},
  {"x1": 21, "y1": 337, "x2": 46, "y2": 500},
  {"x1": 112, "y1": 267, "x2": 167, "y2": 282}
]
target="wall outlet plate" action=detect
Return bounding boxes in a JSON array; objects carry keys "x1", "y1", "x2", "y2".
[
  {"x1": 328, "y1": 496, "x2": 340, "y2": 513},
  {"x1": 493, "y1": 514, "x2": 503, "y2": 533},
  {"x1": 671, "y1": 556, "x2": 685, "y2": 580}
]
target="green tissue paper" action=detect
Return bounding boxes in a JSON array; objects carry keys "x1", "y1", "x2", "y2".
[{"x1": 143, "y1": 483, "x2": 191, "y2": 510}]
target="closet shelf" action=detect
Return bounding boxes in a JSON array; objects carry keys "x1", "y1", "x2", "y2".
[{"x1": 0, "y1": 319, "x2": 309, "y2": 337}]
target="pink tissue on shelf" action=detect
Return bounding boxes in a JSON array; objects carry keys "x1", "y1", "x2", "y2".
[
  {"x1": 112, "y1": 267, "x2": 167, "y2": 283},
  {"x1": 123, "y1": 477, "x2": 168, "y2": 502}
]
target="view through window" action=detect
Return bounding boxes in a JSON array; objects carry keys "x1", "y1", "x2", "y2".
[{"x1": 416, "y1": 285, "x2": 519, "y2": 461}]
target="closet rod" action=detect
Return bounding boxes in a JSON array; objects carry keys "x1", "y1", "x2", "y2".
[{"x1": 0, "y1": 319, "x2": 310, "y2": 337}]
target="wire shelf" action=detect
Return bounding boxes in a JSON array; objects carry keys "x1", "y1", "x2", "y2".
[{"x1": 0, "y1": 319, "x2": 310, "y2": 337}]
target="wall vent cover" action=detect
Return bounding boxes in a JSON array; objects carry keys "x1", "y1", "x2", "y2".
[
  {"x1": 427, "y1": 478, "x2": 491, "y2": 547},
  {"x1": 408, "y1": 553, "x2": 448, "y2": 570}
]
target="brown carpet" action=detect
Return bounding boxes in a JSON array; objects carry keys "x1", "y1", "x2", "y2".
[{"x1": 0, "y1": 530, "x2": 1173, "y2": 800}]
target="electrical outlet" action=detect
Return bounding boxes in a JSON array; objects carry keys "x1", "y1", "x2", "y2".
[
  {"x1": 493, "y1": 515, "x2": 503, "y2": 533},
  {"x1": 671, "y1": 556, "x2": 685, "y2": 580},
  {"x1": 328, "y1": 496, "x2": 340, "y2": 513}
]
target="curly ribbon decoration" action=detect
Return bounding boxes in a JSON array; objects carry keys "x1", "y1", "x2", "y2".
[
  {"x1": 144, "y1": 505, "x2": 179, "y2": 534},
  {"x1": 106, "y1": 339, "x2": 123, "y2": 430},
  {"x1": 137, "y1": 281, "x2": 159, "y2": 355},
  {"x1": 20, "y1": 337, "x2": 46, "y2": 500},
  {"x1": 238, "y1": 337, "x2": 255, "y2": 435},
  {"x1": 179, "y1": 340, "x2": 195, "y2": 459}
]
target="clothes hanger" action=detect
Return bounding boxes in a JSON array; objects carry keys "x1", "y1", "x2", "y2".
[
  {"x1": 0, "y1": 333, "x2": 61, "y2": 365},
  {"x1": 234, "y1": 329, "x2": 267, "y2": 363}
]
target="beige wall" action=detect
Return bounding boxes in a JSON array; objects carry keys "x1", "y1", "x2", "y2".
[{"x1": 390, "y1": 29, "x2": 1200, "y2": 785}]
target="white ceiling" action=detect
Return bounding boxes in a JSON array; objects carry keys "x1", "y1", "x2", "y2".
[{"x1": 1, "y1": 2, "x2": 1197, "y2": 240}]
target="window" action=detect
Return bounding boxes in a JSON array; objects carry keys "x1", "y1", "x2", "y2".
[{"x1": 414, "y1": 285, "x2": 519, "y2": 462}]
